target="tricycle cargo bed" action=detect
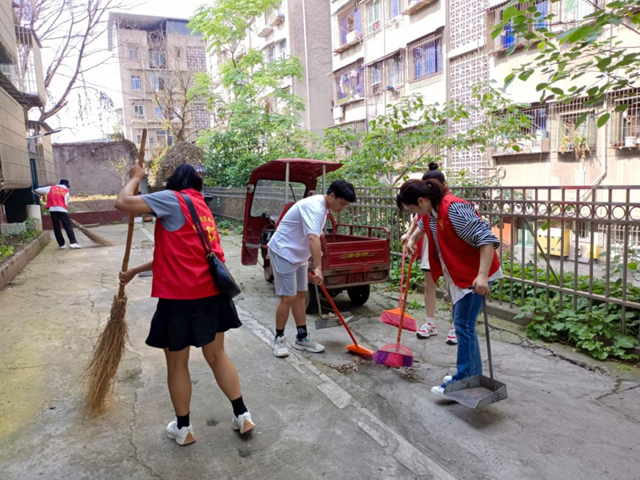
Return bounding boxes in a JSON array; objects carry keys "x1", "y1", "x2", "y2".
[{"x1": 324, "y1": 237, "x2": 389, "y2": 270}]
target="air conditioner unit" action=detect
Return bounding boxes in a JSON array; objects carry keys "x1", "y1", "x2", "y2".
[
  {"x1": 346, "y1": 30, "x2": 361, "y2": 44},
  {"x1": 333, "y1": 106, "x2": 344, "y2": 120}
]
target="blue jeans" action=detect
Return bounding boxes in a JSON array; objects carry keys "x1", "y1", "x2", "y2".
[{"x1": 444, "y1": 292, "x2": 485, "y2": 386}]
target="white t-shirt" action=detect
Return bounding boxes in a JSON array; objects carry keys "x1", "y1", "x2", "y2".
[{"x1": 267, "y1": 195, "x2": 328, "y2": 266}]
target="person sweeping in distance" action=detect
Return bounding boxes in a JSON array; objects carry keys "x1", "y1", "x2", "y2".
[
  {"x1": 116, "y1": 164, "x2": 254, "y2": 445},
  {"x1": 35, "y1": 179, "x2": 81, "y2": 249},
  {"x1": 398, "y1": 178, "x2": 503, "y2": 398},
  {"x1": 267, "y1": 180, "x2": 356, "y2": 358},
  {"x1": 401, "y1": 163, "x2": 457, "y2": 344}
]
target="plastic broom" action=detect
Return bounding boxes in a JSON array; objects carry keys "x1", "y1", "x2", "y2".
[
  {"x1": 373, "y1": 252, "x2": 416, "y2": 368},
  {"x1": 380, "y1": 245, "x2": 417, "y2": 332}
]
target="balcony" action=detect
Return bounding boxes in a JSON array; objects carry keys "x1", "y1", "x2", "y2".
[
  {"x1": 402, "y1": 0, "x2": 438, "y2": 15},
  {"x1": 14, "y1": 26, "x2": 46, "y2": 108},
  {"x1": 333, "y1": 30, "x2": 362, "y2": 54},
  {"x1": 269, "y1": 12, "x2": 285, "y2": 27},
  {"x1": 256, "y1": 24, "x2": 273, "y2": 38}
]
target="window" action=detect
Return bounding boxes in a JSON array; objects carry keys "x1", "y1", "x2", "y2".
[
  {"x1": 535, "y1": 1, "x2": 549, "y2": 30},
  {"x1": 136, "y1": 134, "x2": 142, "y2": 144},
  {"x1": 336, "y1": 64, "x2": 364, "y2": 105},
  {"x1": 128, "y1": 46, "x2": 139, "y2": 60},
  {"x1": 131, "y1": 75, "x2": 141, "y2": 90},
  {"x1": 367, "y1": 0, "x2": 381, "y2": 34},
  {"x1": 556, "y1": 112, "x2": 597, "y2": 155},
  {"x1": 151, "y1": 73, "x2": 165, "y2": 91},
  {"x1": 562, "y1": 0, "x2": 598, "y2": 24},
  {"x1": 610, "y1": 91, "x2": 640, "y2": 147},
  {"x1": 369, "y1": 62, "x2": 383, "y2": 95},
  {"x1": 386, "y1": 53, "x2": 404, "y2": 88},
  {"x1": 389, "y1": 0, "x2": 402, "y2": 20},
  {"x1": 133, "y1": 105, "x2": 145, "y2": 119},
  {"x1": 156, "y1": 129, "x2": 174, "y2": 147},
  {"x1": 267, "y1": 45, "x2": 276, "y2": 63},
  {"x1": 409, "y1": 35, "x2": 441, "y2": 82},
  {"x1": 154, "y1": 107, "x2": 163, "y2": 120},
  {"x1": 149, "y1": 49, "x2": 166, "y2": 68},
  {"x1": 278, "y1": 40, "x2": 286, "y2": 59},
  {"x1": 175, "y1": 47, "x2": 182, "y2": 59},
  {"x1": 339, "y1": 8, "x2": 362, "y2": 46}
]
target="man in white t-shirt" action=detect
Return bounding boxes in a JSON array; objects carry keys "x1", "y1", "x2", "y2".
[{"x1": 267, "y1": 180, "x2": 356, "y2": 358}]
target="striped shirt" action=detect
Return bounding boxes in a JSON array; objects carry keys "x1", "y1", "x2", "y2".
[{"x1": 418, "y1": 201, "x2": 502, "y2": 304}]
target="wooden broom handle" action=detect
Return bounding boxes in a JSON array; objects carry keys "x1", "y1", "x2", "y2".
[
  {"x1": 118, "y1": 129, "x2": 147, "y2": 297},
  {"x1": 396, "y1": 252, "x2": 416, "y2": 344}
]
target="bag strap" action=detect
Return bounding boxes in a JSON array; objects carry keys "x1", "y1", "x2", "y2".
[{"x1": 181, "y1": 193, "x2": 213, "y2": 256}]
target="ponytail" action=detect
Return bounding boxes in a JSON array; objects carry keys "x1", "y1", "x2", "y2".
[{"x1": 396, "y1": 178, "x2": 446, "y2": 211}]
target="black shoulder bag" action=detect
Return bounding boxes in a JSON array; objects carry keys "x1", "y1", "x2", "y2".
[{"x1": 181, "y1": 193, "x2": 241, "y2": 299}]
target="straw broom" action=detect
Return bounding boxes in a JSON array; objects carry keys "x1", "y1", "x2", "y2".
[
  {"x1": 84, "y1": 129, "x2": 147, "y2": 415},
  {"x1": 70, "y1": 219, "x2": 114, "y2": 247}
]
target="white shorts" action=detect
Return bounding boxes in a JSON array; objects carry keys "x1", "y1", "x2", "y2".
[
  {"x1": 269, "y1": 249, "x2": 308, "y2": 297},
  {"x1": 421, "y1": 237, "x2": 430, "y2": 271}
]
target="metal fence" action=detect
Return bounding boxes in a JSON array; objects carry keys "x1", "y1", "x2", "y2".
[{"x1": 205, "y1": 184, "x2": 640, "y2": 338}]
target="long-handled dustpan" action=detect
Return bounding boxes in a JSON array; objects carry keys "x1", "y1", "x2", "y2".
[
  {"x1": 313, "y1": 284, "x2": 354, "y2": 330},
  {"x1": 443, "y1": 298, "x2": 508, "y2": 409}
]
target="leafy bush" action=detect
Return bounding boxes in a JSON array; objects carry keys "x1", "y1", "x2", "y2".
[{"x1": 0, "y1": 245, "x2": 14, "y2": 261}]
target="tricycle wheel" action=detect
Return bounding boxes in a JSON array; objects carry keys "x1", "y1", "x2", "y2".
[{"x1": 347, "y1": 285, "x2": 370, "y2": 306}]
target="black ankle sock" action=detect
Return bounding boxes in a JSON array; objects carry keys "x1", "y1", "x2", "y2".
[
  {"x1": 296, "y1": 325, "x2": 308, "y2": 340},
  {"x1": 275, "y1": 328, "x2": 285, "y2": 338},
  {"x1": 177, "y1": 413, "x2": 190, "y2": 429},
  {"x1": 231, "y1": 396, "x2": 248, "y2": 417}
]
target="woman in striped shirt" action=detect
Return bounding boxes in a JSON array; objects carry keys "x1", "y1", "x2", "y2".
[{"x1": 398, "y1": 178, "x2": 503, "y2": 398}]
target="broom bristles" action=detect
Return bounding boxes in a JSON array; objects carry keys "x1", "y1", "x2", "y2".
[
  {"x1": 84, "y1": 294, "x2": 129, "y2": 415},
  {"x1": 70, "y1": 219, "x2": 114, "y2": 247},
  {"x1": 373, "y1": 343, "x2": 414, "y2": 367},
  {"x1": 380, "y1": 309, "x2": 417, "y2": 332}
]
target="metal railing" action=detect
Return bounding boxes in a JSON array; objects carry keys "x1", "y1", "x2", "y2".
[{"x1": 205, "y1": 184, "x2": 640, "y2": 338}]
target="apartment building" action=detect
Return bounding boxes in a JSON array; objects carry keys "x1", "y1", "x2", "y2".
[
  {"x1": 329, "y1": 0, "x2": 640, "y2": 192},
  {"x1": 0, "y1": 0, "x2": 52, "y2": 223},
  {"x1": 208, "y1": 0, "x2": 334, "y2": 136},
  {"x1": 108, "y1": 13, "x2": 209, "y2": 158}
]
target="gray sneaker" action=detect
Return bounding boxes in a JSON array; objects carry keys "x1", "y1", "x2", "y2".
[
  {"x1": 272, "y1": 336, "x2": 289, "y2": 358},
  {"x1": 293, "y1": 335, "x2": 325, "y2": 353}
]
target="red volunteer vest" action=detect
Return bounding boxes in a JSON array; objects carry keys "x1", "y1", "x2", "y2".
[
  {"x1": 423, "y1": 193, "x2": 501, "y2": 288},
  {"x1": 152, "y1": 189, "x2": 225, "y2": 300},
  {"x1": 46, "y1": 185, "x2": 68, "y2": 210}
]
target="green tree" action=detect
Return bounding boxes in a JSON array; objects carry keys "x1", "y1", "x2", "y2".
[
  {"x1": 189, "y1": 0, "x2": 317, "y2": 187},
  {"x1": 492, "y1": 0, "x2": 640, "y2": 128},
  {"x1": 323, "y1": 83, "x2": 535, "y2": 185}
]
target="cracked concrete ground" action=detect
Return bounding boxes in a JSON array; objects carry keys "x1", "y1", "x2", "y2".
[{"x1": 0, "y1": 225, "x2": 639, "y2": 480}]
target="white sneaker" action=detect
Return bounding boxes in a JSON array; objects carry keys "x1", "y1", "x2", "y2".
[
  {"x1": 443, "y1": 375, "x2": 453, "y2": 384},
  {"x1": 416, "y1": 322, "x2": 438, "y2": 339},
  {"x1": 273, "y1": 336, "x2": 289, "y2": 358},
  {"x1": 293, "y1": 335, "x2": 325, "y2": 353},
  {"x1": 69, "y1": 243, "x2": 81, "y2": 249},
  {"x1": 166, "y1": 419, "x2": 196, "y2": 446},
  {"x1": 446, "y1": 325, "x2": 458, "y2": 345},
  {"x1": 431, "y1": 386, "x2": 446, "y2": 398},
  {"x1": 232, "y1": 411, "x2": 255, "y2": 435},
  {"x1": 59, "y1": 245, "x2": 67, "y2": 250}
]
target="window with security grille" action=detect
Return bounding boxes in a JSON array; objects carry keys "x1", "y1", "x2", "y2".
[
  {"x1": 339, "y1": 7, "x2": 362, "y2": 46},
  {"x1": 386, "y1": 53, "x2": 404, "y2": 88},
  {"x1": 389, "y1": 0, "x2": 402, "y2": 20},
  {"x1": 335, "y1": 64, "x2": 364, "y2": 105},
  {"x1": 409, "y1": 35, "x2": 441, "y2": 82},
  {"x1": 369, "y1": 62, "x2": 383, "y2": 95}
]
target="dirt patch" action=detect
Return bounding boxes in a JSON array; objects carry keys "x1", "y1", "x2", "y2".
[{"x1": 69, "y1": 195, "x2": 117, "y2": 213}]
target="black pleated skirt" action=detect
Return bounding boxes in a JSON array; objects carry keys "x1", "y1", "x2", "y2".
[{"x1": 146, "y1": 294, "x2": 242, "y2": 351}]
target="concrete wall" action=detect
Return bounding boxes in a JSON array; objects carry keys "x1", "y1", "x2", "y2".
[{"x1": 53, "y1": 141, "x2": 138, "y2": 196}]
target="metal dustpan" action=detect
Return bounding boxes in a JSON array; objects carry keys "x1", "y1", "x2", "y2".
[
  {"x1": 312, "y1": 284, "x2": 354, "y2": 329},
  {"x1": 443, "y1": 299, "x2": 508, "y2": 409}
]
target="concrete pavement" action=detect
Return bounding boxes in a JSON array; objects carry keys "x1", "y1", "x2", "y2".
[{"x1": 0, "y1": 224, "x2": 639, "y2": 480}]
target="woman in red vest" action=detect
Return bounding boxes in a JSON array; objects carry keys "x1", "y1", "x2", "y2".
[
  {"x1": 398, "y1": 178, "x2": 503, "y2": 399},
  {"x1": 116, "y1": 164, "x2": 254, "y2": 446}
]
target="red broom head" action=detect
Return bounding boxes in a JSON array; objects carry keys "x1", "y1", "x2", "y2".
[
  {"x1": 373, "y1": 343, "x2": 414, "y2": 368},
  {"x1": 379, "y1": 309, "x2": 418, "y2": 332}
]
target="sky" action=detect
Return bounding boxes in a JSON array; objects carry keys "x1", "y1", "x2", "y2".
[{"x1": 51, "y1": 0, "x2": 208, "y2": 143}]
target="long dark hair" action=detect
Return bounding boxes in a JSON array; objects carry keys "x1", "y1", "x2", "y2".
[
  {"x1": 396, "y1": 179, "x2": 446, "y2": 211},
  {"x1": 422, "y1": 162, "x2": 446, "y2": 184},
  {"x1": 165, "y1": 164, "x2": 203, "y2": 192}
]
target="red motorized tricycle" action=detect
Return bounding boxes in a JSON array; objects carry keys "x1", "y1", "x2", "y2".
[{"x1": 241, "y1": 159, "x2": 391, "y2": 312}]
